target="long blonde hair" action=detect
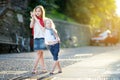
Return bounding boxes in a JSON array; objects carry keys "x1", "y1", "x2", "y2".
[
  {"x1": 32, "y1": 5, "x2": 45, "y2": 19},
  {"x1": 45, "y1": 18, "x2": 57, "y2": 33}
]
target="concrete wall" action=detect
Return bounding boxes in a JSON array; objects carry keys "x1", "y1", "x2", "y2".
[{"x1": 54, "y1": 20, "x2": 91, "y2": 48}]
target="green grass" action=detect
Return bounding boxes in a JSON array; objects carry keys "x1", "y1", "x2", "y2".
[{"x1": 46, "y1": 10, "x2": 75, "y2": 22}]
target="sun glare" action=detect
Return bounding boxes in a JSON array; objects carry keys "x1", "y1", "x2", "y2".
[{"x1": 116, "y1": 0, "x2": 120, "y2": 16}]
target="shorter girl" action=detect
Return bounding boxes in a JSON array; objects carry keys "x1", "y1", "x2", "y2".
[{"x1": 44, "y1": 18, "x2": 62, "y2": 74}]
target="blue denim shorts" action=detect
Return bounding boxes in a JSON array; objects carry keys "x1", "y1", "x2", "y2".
[
  {"x1": 48, "y1": 43, "x2": 60, "y2": 61},
  {"x1": 34, "y1": 38, "x2": 46, "y2": 51}
]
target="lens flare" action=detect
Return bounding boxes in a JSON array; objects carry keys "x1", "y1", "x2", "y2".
[{"x1": 116, "y1": 0, "x2": 120, "y2": 16}]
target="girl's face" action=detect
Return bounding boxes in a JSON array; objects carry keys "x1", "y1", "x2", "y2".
[
  {"x1": 45, "y1": 20, "x2": 51, "y2": 28},
  {"x1": 35, "y1": 8, "x2": 42, "y2": 17}
]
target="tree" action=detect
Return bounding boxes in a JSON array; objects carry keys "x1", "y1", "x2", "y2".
[{"x1": 63, "y1": 0, "x2": 116, "y2": 28}]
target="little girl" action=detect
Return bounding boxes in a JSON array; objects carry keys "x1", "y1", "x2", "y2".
[{"x1": 44, "y1": 18, "x2": 62, "y2": 74}]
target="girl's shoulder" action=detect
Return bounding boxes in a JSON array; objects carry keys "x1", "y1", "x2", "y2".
[
  {"x1": 43, "y1": 17, "x2": 53, "y2": 22},
  {"x1": 43, "y1": 17, "x2": 49, "y2": 21}
]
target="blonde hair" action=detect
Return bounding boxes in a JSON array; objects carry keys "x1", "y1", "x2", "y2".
[
  {"x1": 32, "y1": 5, "x2": 45, "y2": 19},
  {"x1": 45, "y1": 18, "x2": 57, "y2": 33}
]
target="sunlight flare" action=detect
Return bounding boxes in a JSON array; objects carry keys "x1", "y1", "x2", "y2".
[{"x1": 116, "y1": 0, "x2": 120, "y2": 16}]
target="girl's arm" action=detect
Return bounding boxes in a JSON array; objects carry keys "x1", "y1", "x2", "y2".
[
  {"x1": 53, "y1": 30, "x2": 60, "y2": 43},
  {"x1": 30, "y1": 18, "x2": 35, "y2": 28},
  {"x1": 30, "y1": 12, "x2": 35, "y2": 28}
]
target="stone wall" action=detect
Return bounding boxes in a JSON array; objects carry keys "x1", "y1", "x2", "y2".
[
  {"x1": 54, "y1": 20, "x2": 91, "y2": 48},
  {"x1": 0, "y1": 0, "x2": 30, "y2": 53},
  {"x1": 0, "y1": 8, "x2": 29, "y2": 53}
]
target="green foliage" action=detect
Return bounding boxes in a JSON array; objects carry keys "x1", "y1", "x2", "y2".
[
  {"x1": 27, "y1": 0, "x2": 117, "y2": 30},
  {"x1": 27, "y1": 0, "x2": 74, "y2": 23},
  {"x1": 54, "y1": 0, "x2": 67, "y2": 13},
  {"x1": 64, "y1": 0, "x2": 116, "y2": 29},
  {"x1": 46, "y1": 10, "x2": 75, "y2": 22}
]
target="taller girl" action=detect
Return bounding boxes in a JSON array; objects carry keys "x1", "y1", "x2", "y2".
[{"x1": 30, "y1": 5, "x2": 47, "y2": 74}]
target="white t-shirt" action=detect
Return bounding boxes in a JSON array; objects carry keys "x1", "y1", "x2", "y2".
[
  {"x1": 33, "y1": 21, "x2": 44, "y2": 39},
  {"x1": 44, "y1": 28, "x2": 58, "y2": 45}
]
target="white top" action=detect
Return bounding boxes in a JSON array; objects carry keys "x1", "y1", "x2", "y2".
[
  {"x1": 33, "y1": 20, "x2": 44, "y2": 39},
  {"x1": 44, "y1": 28, "x2": 58, "y2": 45}
]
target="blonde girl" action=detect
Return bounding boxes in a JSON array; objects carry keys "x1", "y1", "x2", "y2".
[
  {"x1": 44, "y1": 18, "x2": 62, "y2": 74},
  {"x1": 30, "y1": 5, "x2": 47, "y2": 74}
]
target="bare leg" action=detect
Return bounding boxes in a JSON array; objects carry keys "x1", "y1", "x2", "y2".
[
  {"x1": 57, "y1": 61, "x2": 62, "y2": 73},
  {"x1": 39, "y1": 50, "x2": 47, "y2": 72},
  {"x1": 50, "y1": 61, "x2": 57, "y2": 73},
  {"x1": 32, "y1": 51, "x2": 40, "y2": 73}
]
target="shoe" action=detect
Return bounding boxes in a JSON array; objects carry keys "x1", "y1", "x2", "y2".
[
  {"x1": 32, "y1": 69, "x2": 38, "y2": 74},
  {"x1": 49, "y1": 72, "x2": 54, "y2": 75},
  {"x1": 41, "y1": 69, "x2": 47, "y2": 73},
  {"x1": 58, "y1": 71, "x2": 62, "y2": 73}
]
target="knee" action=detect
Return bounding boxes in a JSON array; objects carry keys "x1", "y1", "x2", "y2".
[
  {"x1": 38, "y1": 51, "x2": 43, "y2": 58},
  {"x1": 53, "y1": 55, "x2": 58, "y2": 61}
]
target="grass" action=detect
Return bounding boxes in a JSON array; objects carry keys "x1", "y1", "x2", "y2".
[{"x1": 46, "y1": 10, "x2": 75, "y2": 23}]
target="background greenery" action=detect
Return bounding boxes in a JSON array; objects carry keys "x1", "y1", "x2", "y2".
[{"x1": 26, "y1": 0, "x2": 120, "y2": 34}]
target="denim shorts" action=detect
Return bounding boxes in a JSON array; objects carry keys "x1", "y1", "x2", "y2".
[
  {"x1": 48, "y1": 43, "x2": 60, "y2": 61},
  {"x1": 34, "y1": 38, "x2": 46, "y2": 51}
]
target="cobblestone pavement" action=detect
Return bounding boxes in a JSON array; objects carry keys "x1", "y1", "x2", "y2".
[{"x1": 0, "y1": 45, "x2": 120, "y2": 80}]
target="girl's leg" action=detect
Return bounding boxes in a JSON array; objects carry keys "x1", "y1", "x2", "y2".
[
  {"x1": 57, "y1": 61, "x2": 62, "y2": 73},
  {"x1": 32, "y1": 51, "x2": 40, "y2": 73},
  {"x1": 39, "y1": 50, "x2": 47, "y2": 72},
  {"x1": 49, "y1": 43, "x2": 61, "y2": 74},
  {"x1": 52, "y1": 45, "x2": 62, "y2": 73},
  {"x1": 50, "y1": 60, "x2": 62, "y2": 74},
  {"x1": 50, "y1": 60, "x2": 57, "y2": 74}
]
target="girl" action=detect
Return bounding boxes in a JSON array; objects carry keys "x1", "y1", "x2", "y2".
[
  {"x1": 44, "y1": 18, "x2": 62, "y2": 74},
  {"x1": 30, "y1": 5, "x2": 47, "y2": 74}
]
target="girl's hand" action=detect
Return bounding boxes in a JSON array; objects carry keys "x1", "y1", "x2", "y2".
[
  {"x1": 30, "y1": 11, "x2": 33, "y2": 17},
  {"x1": 30, "y1": 11, "x2": 35, "y2": 28},
  {"x1": 57, "y1": 37, "x2": 61, "y2": 43},
  {"x1": 30, "y1": 11, "x2": 35, "y2": 18}
]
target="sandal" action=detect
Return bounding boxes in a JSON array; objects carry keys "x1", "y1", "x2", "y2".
[
  {"x1": 32, "y1": 69, "x2": 38, "y2": 74},
  {"x1": 49, "y1": 72, "x2": 54, "y2": 75},
  {"x1": 41, "y1": 69, "x2": 48, "y2": 73},
  {"x1": 58, "y1": 71, "x2": 62, "y2": 73}
]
